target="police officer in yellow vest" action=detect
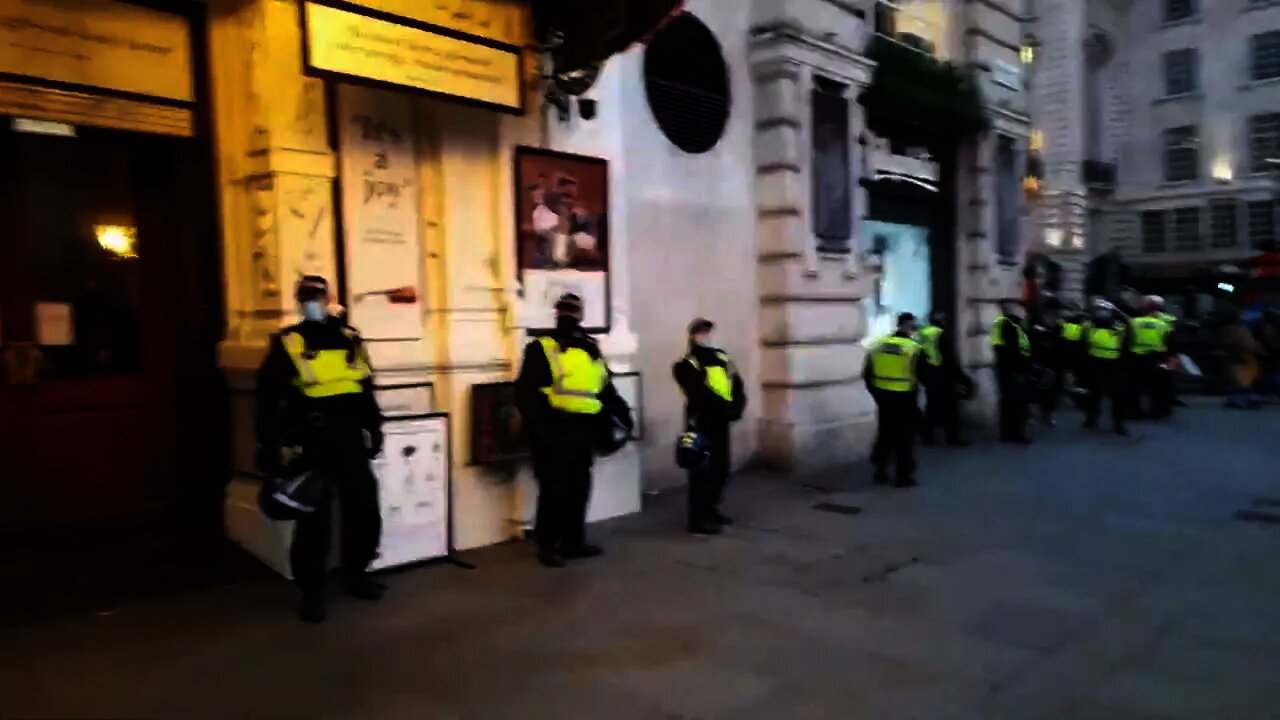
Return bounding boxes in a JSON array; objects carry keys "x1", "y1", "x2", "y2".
[
  {"x1": 992, "y1": 300, "x2": 1033, "y2": 444},
  {"x1": 864, "y1": 313, "x2": 923, "y2": 487},
  {"x1": 1083, "y1": 301, "x2": 1131, "y2": 436},
  {"x1": 1130, "y1": 297, "x2": 1173, "y2": 420},
  {"x1": 674, "y1": 318, "x2": 747, "y2": 535},
  {"x1": 255, "y1": 276, "x2": 386, "y2": 623},
  {"x1": 916, "y1": 310, "x2": 972, "y2": 447},
  {"x1": 515, "y1": 293, "x2": 632, "y2": 568}
]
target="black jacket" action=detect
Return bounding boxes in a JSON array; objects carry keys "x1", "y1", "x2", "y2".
[
  {"x1": 255, "y1": 318, "x2": 384, "y2": 466},
  {"x1": 994, "y1": 314, "x2": 1031, "y2": 376},
  {"x1": 672, "y1": 344, "x2": 747, "y2": 428},
  {"x1": 513, "y1": 327, "x2": 632, "y2": 441}
]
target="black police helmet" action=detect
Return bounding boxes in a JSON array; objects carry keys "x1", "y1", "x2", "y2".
[{"x1": 675, "y1": 431, "x2": 710, "y2": 470}]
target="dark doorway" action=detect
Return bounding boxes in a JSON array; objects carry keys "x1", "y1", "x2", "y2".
[{"x1": 0, "y1": 123, "x2": 224, "y2": 532}]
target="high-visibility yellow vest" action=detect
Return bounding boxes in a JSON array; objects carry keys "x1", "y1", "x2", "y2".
[
  {"x1": 1060, "y1": 321, "x2": 1084, "y2": 342},
  {"x1": 1131, "y1": 317, "x2": 1168, "y2": 355},
  {"x1": 684, "y1": 352, "x2": 735, "y2": 402},
  {"x1": 916, "y1": 325, "x2": 943, "y2": 367},
  {"x1": 992, "y1": 315, "x2": 1031, "y2": 356},
  {"x1": 281, "y1": 329, "x2": 371, "y2": 398},
  {"x1": 869, "y1": 335, "x2": 920, "y2": 392},
  {"x1": 539, "y1": 337, "x2": 606, "y2": 414},
  {"x1": 1087, "y1": 326, "x2": 1124, "y2": 360}
]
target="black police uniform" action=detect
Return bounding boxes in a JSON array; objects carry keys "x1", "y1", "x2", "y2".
[
  {"x1": 993, "y1": 313, "x2": 1032, "y2": 443},
  {"x1": 514, "y1": 320, "x2": 631, "y2": 564},
  {"x1": 673, "y1": 344, "x2": 747, "y2": 532},
  {"x1": 919, "y1": 326, "x2": 971, "y2": 446},
  {"x1": 863, "y1": 332, "x2": 922, "y2": 486},
  {"x1": 1082, "y1": 318, "x2": 1131, "y2": 435},
  {"x1": 255, "y1": 316, "x2": 385, "y2": 604}
]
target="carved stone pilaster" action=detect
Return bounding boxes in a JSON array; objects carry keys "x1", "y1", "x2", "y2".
[
  {"x1": 210, "y1": 0, "x2": 338, "y2": 365},
  {"x1": 748, "y1": 14, "x2": 878, "y2": 474}
]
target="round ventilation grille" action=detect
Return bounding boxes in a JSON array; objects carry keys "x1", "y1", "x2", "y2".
[{"x1": 643, "y1": 13, "x2": 731, "y2": 155}]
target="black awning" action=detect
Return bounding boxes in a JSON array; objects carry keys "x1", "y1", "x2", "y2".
[{"x1": 535, "y1": 0, "x2": 685, "y2": 74}]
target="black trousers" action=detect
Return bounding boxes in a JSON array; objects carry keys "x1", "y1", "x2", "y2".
[
  {"x1": 996, "y1": 369, "x2": 1028, "y2": 440},
  {"x1": 1132, "y1": 354, "x2": 1171, "y2": 419},
  {"x1": 532, "y1": 430, "x2": 596, "y2": 553},
  {"x1": 1083, "y1": 358, "x2": 1127, "y2": 432},
  {"x1": 1039, "y1": 360, "x2": 1064, "y2": 420},
  {"x1": 688, "y1": 422, "x2": 731, "y2": 525},
  {"x1": 921, "y1": 368, "x2": 960, "y2": 443},
  {"x1": 871, "y1": 392, "x2": 919, "y2": 480},
  {"x1": 291, "y1": 425, "x2": 382, "y2": 593}
]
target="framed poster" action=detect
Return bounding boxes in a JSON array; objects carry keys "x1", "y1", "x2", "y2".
[
  {"x1": 514, "y1": 146, "x2": 611, "y2": 334},
  {"x1": 370, "y1": 413, "x2": 451, "y2": 570},
  {"x1": 611, "y1": 372, "x2": 644, "y2": 441},
  {"x1": 470, "y1": 381, "x2": 530, "y2": 464}
]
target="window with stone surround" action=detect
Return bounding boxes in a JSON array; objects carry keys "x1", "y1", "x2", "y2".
[
  {"x1": 1163, "y1": 0, "x2": 1195, "y2": 23},
  {"x1": 1162, "y1": 49, "x2": 1198, "y2": 96},
  {"x1": 995, "y1": 134, "x2": 1020, "y2": 262},
  {"x1": 812, "y1": 76, "x2": 852, "y2": 252},
  {"x1": 1210, "y1": 201, "x2": 1238, "y2": 248},
  {"x1": 1172, "y1": 206, "x2": 1201, "y2": 251},
  {"x1": 1141, "y1": 210, "x2": 1166, "y2": 253},
  {"x1": 1251, "y1": 31, "x2": 1280, "y2": 81},
  {"x1": 1249, "y1": 113, "x2": 1280, "y2": 173},
  {"x1": 1162, "y1": 125, "x2": 1199, "y2": 182},
  {"x1": 1249, "y1": 200, "x2": 1277, "y2": 250}
]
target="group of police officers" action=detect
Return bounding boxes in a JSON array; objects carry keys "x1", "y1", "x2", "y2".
[
  {"x1": 257, "y1": 273, "x2": 1175, "y2": 623},
  {"x1": 863, "y1": 294, "x2": 1179, "y2": 486},
  {"x1": 257, "y1": 282, "x2": 746, "y2": 622}
]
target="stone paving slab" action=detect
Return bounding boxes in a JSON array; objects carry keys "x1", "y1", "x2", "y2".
[{"x1": 2, "y1": 401, "x2": 1279, "y2": 719}]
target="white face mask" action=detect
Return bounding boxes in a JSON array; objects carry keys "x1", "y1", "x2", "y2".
[
  {"x1": 694, "y1": 335, "x2": 714, "y2": 348},
  {"x1": 301, "y1": 300, "x2": 328, "y2": 322}
]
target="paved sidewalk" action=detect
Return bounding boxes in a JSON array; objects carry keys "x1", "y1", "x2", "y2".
[{"x1": 2, "y1": 401, "x2": 1279, "y2": 719}]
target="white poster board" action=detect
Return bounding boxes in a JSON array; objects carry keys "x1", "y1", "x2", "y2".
[
  {"x1": 337, "y1": 84, "x2": 423, "y2": 341},
  {"x1": 370, "y1": 413, "x2": 450, "y2": 570}
]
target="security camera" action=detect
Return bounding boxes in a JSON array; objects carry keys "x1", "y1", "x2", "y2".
[
  {"x1": 577, "y1": 97, "x2": 597, "y2": 121},
  {"x1": 544, "y1": 88, "x2": 570, "y2": 122}
]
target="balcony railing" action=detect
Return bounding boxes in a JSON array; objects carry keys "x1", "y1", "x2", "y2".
[{"x1": 1082, "y1": 159, "x2": 1117, "y2": 193}]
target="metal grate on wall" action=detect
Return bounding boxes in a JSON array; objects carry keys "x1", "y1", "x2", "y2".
[{"x1": 643, "y1": 12, "x2": 731, "y2": 155}]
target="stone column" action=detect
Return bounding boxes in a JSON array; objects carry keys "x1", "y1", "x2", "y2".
[
  {"x1": 748, "y1": 16, "x2": 877, "y2": 474},
  {"x1": 208, "y1": 0, "x2": 339, "y2": 573}
]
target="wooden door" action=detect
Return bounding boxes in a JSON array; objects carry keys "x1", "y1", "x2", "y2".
[{"x1": 0, "y1": 125, "x2": 206, "y2": 528}]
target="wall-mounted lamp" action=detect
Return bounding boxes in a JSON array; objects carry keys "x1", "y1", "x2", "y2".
[{"x1": 95, "y1": 225, "x2": 137, "y2": 259}]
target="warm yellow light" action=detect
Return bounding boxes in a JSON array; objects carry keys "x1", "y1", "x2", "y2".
[
  {"x1": 1023, "y1": 176, "x2": 1041, "y2": 194},
  {"x1": 1029, "y1": 129, "x2": 1044, "y2": 152},
  {"x1": 1212, "y1": 157, "x2": 1233, "y2": 182},
  {"x1": 95, "y1": 225, "x2": 138, "y2": 259},
  {"x1": 1020, "y1": 45, "x2": 1035, "y2": 64}
]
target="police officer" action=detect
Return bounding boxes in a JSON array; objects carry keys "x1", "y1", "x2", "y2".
[
  {"x1": 864, "y1": 313, "x2": 923, "y2": 488},
  {"x1": 1083, "y1": 301, "x2": 1131, "y2": 436},
  {"x1": 255, "y1": 276, "x2": 386, "y2": 623},
  {"x1": 916, "y1": 310, "x2": 971, "y2": 446},
  {"x1": 992, "y1": 300, "x2": 1033, "y2": 444},
  {"x1": 1154, "y1": 297, "x2": 1185, "y2": 409},
  {"x1": 1058, "y1": 306, "x2": 1089, "y2": 412},
  {"x1": 673, "y1": 318, "x2": 747, "y2": 536},
  {"x1": 1130, "y1": 297, "x2": 1172, "y2": 420},
  {"x1": 514, "y1": 293, "x2": 632, "y2": 568}
]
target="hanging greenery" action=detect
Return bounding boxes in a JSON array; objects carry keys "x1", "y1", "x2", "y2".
[{"x1": 858, "y1": 34, "x2": 990, "y2": 141}]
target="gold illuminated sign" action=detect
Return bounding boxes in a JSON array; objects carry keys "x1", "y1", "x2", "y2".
[
  {"x1": 341, "y1": 0, "x2": 531, "y2": 46},
  {"x1": 304, "y1": 2, "x2": 523, "y2": 114},
  {"x1": 0, "y1": 0, "x2": 194, "y2": 102}
]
